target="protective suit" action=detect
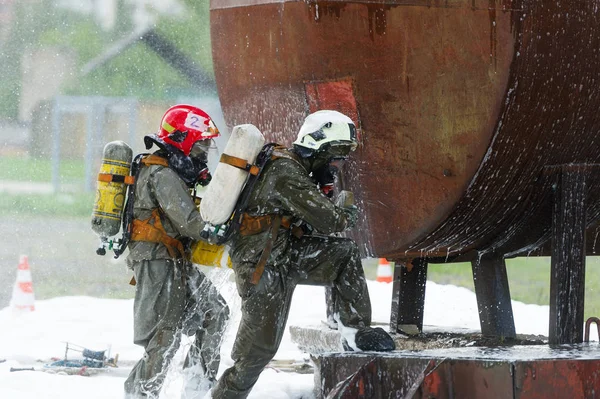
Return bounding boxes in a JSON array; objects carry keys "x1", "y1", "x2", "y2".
[
  {"x1": 212, "y1": 111, "x2": 390, "y2": 399},
  {"x1": 124, "y1": 105, "x2": 230, "y2": 399}
]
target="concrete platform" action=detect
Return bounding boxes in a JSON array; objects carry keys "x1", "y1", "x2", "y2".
[{"x1": 289, "y1": 323, "x2": 547, "y2": 354}]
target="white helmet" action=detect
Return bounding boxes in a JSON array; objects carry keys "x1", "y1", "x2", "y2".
[{"x1": 293, "y1": 110, "x2": 357, "y2": 157}]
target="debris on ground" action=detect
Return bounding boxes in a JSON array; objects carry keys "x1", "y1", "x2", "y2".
[
  {"x1": 42, "y1": 342, "x2": 119, "y2": 376},
  {"x1": 267, "y1": 359, "x2": 314, "y2": 374},
  {"x1": 10, "y1": 367, "x2": 35, "y2": 372},
  {"x1": 403, "y1": 331, "x2": 547, "y2": 349}
]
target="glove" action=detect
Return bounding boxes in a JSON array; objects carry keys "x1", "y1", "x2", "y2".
[{"x1": 342, "y1": 205, "x2": 358, "y2": 229}]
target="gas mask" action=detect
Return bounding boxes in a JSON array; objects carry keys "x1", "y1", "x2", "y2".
[
  {"x1": 189, "y1": 140, "x2": 213, "y2": 187},
  {"x1": 313, "y1": 158, "x2": 346, "y2": 198}
]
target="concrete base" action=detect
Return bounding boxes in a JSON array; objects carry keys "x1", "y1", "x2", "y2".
[{"x1": 289, "y1": 323, "x2": 547, "y2": 354}]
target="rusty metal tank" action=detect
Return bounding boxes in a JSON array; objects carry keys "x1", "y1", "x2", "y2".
[{"x1": 210, "y1": 0, "x2": 600, "y2": 262}]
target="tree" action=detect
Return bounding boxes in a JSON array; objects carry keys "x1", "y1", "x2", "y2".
[{"x1": 0, "y1": 0, "x2": 215, "y2": 121}]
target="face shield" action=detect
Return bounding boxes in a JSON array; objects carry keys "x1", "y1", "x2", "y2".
[
  {"x1": 204, "y1": 119, "x2": 220, "y2": 138},
  {"x1": 326, "y1": 142, "x2": 355, "y2": 159},
  {"x1": 189, "y1": 139, "x2": 217, "y2": 186},
  {"x1": 310, "y1": 141, "x2": 356, "y2": 197},
  {"x1": 189, "y1": 139, "x2": 218, "y2": 163}
]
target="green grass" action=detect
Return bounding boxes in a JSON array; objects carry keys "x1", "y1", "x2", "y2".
[
  {"x1": 0, "y1": 192, "x2": 95, "y2": 218},
  {"x1": 0, "y1": 156, "x2": 93, "y2": 217},
  {"x1": 365, "y1": 257, "x2": 600, "y2": 321},
  {"x1": 0, "y1": 156, "x2": 85, "y2": 182},
  {"x1": 33, "y1": 259, "x2": 134, "y2": 300}
]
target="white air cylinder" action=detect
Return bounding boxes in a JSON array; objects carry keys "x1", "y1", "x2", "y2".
[{"x1": 200, "y1": 124, "x2": 265, "y2": 225}]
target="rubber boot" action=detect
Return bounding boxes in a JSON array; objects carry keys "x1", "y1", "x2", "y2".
[{"x1": 355, "y1": 327, "x2": 396, "y2": 351}]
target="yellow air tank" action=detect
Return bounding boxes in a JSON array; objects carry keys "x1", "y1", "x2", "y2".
[{"x1": 91, "y1": 141, "x2": 133, "y2": 254}]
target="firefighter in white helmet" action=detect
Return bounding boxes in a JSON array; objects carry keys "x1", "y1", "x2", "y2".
[{"x1": 212, "y1": 110, "x2": 394, "y2": 399}]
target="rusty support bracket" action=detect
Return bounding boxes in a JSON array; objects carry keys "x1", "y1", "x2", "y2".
[
  {"x1": 390, "y1": 258, "x2": 428, "y2": 334},
  {"x1": 471, "y1": 256, "x2": 516, "y2": 338},
  {"x1": 584, "y1": 317, "x2": 600, "y2": 342},
  {"x1": 548, "y1": 164, "x2": 587, "y2": 345}
]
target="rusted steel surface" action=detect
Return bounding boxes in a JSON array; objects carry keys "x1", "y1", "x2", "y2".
[
  {"x1": 426, "y1": 360, "x2": 514, "y2": 399},
  {"x1": 319, "y1": 353, "x2": 515, "y2": 398},
  {"x1": 325, "y1": 358, "x2": 383, "y2": 398},
  {"x1": 319, "y1": 354, "x2": 433, "y2": 398},
  {"x1": 210, "y1": 0, "x2": 600, "y2": 260},
  {"x1": 318, "y1": 347, "x2": 600, "y2": 399},
  {"x1": 514, "y1": 360, "x2": 600, "y2": 399}
]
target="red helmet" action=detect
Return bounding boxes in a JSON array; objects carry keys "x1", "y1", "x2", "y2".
[{"x1": 155, "y1": 104, "x2": 220, "y2": 156}]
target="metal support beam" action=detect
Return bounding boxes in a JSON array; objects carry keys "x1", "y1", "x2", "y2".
[
  {"x1": 51, "y1": 98, "x2": 62, "y2": 193},
  {"x1": 471, "y1": 256, "x2": 516, "y2": 338},
  {"x1": 325, "y1": 286, "x2": 336, "y2": 328},
  {"x1": 390, "y1": 258, "x2": 428, "y2": 334},
  {"x1": 51, "y1": 96, "x2": 138, "y2": 193},
  {"x1": 84, "y1": 105, "x2": 96, "y2": 192},
  {"x1": 549, "y1": 164, "x2": 587, "y2": 345}
]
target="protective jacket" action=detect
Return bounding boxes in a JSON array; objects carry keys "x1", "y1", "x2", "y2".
[
  {"x1": 229, "y1": 151, "x2": 352, "y2": 266},
  {"x1": 126, "y1": 154, "x2": 206, "y2": 263}
]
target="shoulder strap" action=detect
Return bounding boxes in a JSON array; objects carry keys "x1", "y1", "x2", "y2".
[
  {"x1": 220, "y1": 153, "x2": 261, "y2": 176},
  {"x1": 271, "y1": 145, "x2": 302, "y2": 163},
  {"x1": 96, "y1": 155, "x2": 168, "y2": 189},
  {"x1": 141, "y1": 154, "x2": 169, "y2": 167},
  {"x1": 113, "y1": 153, "x2": 146, "y2": 259}
]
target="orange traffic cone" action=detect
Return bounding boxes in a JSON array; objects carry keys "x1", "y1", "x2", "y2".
[
  {"x1": 375, "y1": 258, "x2": 393, "y2": 283},
  {"x1": 10, "y1": 255, "x2": 35, "y2": 312}
]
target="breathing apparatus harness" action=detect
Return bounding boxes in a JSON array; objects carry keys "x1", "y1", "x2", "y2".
[
  {"x1": 213, "y1": 144, "x2": 319, "y2": 284},
  {"x1": 205, "y1": 143, "x2": 279, "y2": 245},
  {"x1": 112, "y1": 150, "x2": 208, "y2": 259}
]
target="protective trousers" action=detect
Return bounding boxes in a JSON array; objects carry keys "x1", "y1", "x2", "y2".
[
  {"x1": 212, "y1": 235, "x2": 371, "y2": 399},
  {"x1": 124, "y1": 259, "x2": 229, "y2": 398}
]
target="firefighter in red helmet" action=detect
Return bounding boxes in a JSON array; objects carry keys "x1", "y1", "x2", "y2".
[
  {"x1": 143, "y1": 104, "x2": 221, "y2": 186},
  {"x1": 124, "y1": 104, "x2": 229, "y2": 398}
]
